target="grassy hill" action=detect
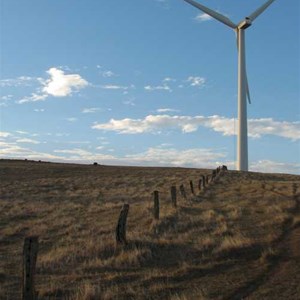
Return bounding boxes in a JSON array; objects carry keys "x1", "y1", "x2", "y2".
[{"x1": 0, "y1": 159, "x2": 299, "y2": 299}]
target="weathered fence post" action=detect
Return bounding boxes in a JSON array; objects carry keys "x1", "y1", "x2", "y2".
[
  {"x1": 22, "y1": 236, "x2": 39, "y2": 300},
  {"x1": 189, "y1": 180, "x2": 194, "y2": 194},
  {"x1": 212, "y1": 170, "x2": 216, "y2": 180},
  {"x1": 179, "y1": 184, "x2": 187, "y2": 199},
  {"x1": 202, "y1": 175, "x2": 206, "y2": 188},
  {"x1": 292, "y1": 183, "x2": 297, "y2": 196},
  {"x1": 206, "y1": 175, "x2": 209, "y2": 185},
  {"x1": 116, "y1": 204, "x2": 130, "y2": 246},
  {"x1": 198, "y1": 179, "x2": 202, "y2": 191},
  {"x1": 153, "y1": 191, "x2": 160, "y2": 220},
  {"x1": 170, "y1": 186, "x2": 177, "y2": 208},
  {"x1": 210, "y1": 171, "x2": 215, "y2": 183}
]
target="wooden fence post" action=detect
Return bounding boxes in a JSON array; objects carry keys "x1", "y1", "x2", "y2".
[
  {"x1": 202, "y1": 175, "x2": 206, "y2": 188},
  {"x1": 22, "y1": 236, "x2": 39, "y2": 300},
  {"x1": 189, "y1": 181, "x2": 194, "y2": 195},
  {"x1": 153, "y1": 191, "x2": 160, "y2": 220},
  {"x1": 210, "y1": 170, "x2": 216, "y2": 182},
  {"x1": 116, "y1": 204, "x2": 130, "y2": 246},
  {"x1": 206, "y1": 175, "x2": 209, "y2": 185},
  {"x1": 170, "y1": 186, "x2": 177, "y2": 208},
  {"x1": 292, "y1": 183, "x2": 297, "y2": 196},
  {"x1": 179, "y1": 184, "x2": 187, "y2": 199},
  {"x1": 198, "y1": 179, "x2": 202, "y2": 191}
]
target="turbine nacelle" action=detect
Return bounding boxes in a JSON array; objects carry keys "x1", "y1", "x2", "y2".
[{"x1": 238, "y1": 18, "x2": 252, "y2": 30}]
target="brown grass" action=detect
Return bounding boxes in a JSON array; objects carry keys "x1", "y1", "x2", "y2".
[{"x1": 0, "y1": 159, "x2": 299, "y2": 299}]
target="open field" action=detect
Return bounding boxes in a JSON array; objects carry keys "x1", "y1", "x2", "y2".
[{"x1": 0, "y1": 159, "x2": 299, "y2": 299}]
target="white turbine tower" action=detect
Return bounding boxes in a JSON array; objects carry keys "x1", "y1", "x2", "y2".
[{"x1": 183, "y1": 0, "x2": 276, "y2": 171}]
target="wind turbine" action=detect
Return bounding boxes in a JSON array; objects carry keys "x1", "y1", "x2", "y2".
[{"x1": 183, "y1": 0, "x2": 276, "y2": 171}]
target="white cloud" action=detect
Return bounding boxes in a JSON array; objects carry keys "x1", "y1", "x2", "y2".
[
  {"x1": 187, "y1": 76, "x2": 206, "y2": 87},
  {"x1": 144, "y1": 76, "x2": 205, "y2": 91},
  {"x1": 52, "y1": 146, "x2": 225, "y2": 168},
  {"x1": 159, "y1": 143, "x2": 173, "y2": 148},
  {"x1": 144, "y1": 77, "x2": 174, "y2": 92},
  {"x1": 15, "y1": 131, "x2": 29, "y2": 135},
  {"x1": 156, "y1": 108, "x2": 180, "y2": 113},
  {"x1": 96, "y1": 65, "x2": 117, "y2": 77},
  {"x1": 16, "y1": 138, "x2": 40, "y2": 144},
  {"x1": 66, "y1": 117, "x2": 78, "y2": 122},
  {"x1": 0, "y1": 139, "x2": 298, "y2": 174},
  {"x1": 124, "y1": 147, "x2": 225, "y2": 168},
  {"x1": 102, "y1": 71, "x2": 116, "y2": 77},
  {"x1": 163, "y1": 77, "x2": 176, "y2": 82},
  {"x1": 195, "y1": 13, "x2": 213, "y2": 22},
  {"x1": 0, "y1": 132, "x2": 11, "y2": 138},
  {"x1": 17, "y1": 68, "x2": 89, "y2": 104},
  {"x1": 246, "y1": 118, "x2": 300, "y2": 140},
  {"x1": 0, "y1": 141, "x2": 60, "y2": 160},
  {"x1": 1, "y1": 95, "x2": 12, "y2": 100},
  {"x1": 82, "y1": 107, "x2": 102, "y2": 113},
  {"x1": 123, "y1": 98, "x2": 135, "y2": 106},
  {"x1": 64, "y1": 141, "x2": 91, "y2": 145},
  {"x1": 92, "y1": 114, "x2": 300, "y2": 140},
  {"x1": 54, "y1": 149, "x2": 92, "y2": 156},
  {"x1": 55, "y1": 133, "x2": 70, "y2": 137},
  {"x1": 34, "y1": 109, "x2": 45, "y2": 112},
  {"x1": 1, "y1": 95, "x2": 13, "y2": 101},
  {"x1": 92, "y1": 114, "x2": 222, "y2": 134},
  {"x1": 18, "y1": 93, "x2": 48, "y2": 104},
  {"x1": 53, "y1": 148, "x2": 115, "y2": 161},
  {"x1": 43, "y1": 68, "x2": 88, "y2": 97},
  {"x1": 0, "y1": 143, "x2": 27, "y2": 154},
  {"x1": 144, "y1": 84, "x2": 172, "y2": 92},
  {"x1": 0, "y1": 76, "x2": 36, "y2": 87},
  {"x1": 250, "y1": 160, "x2": 300, "y2": 174},
  {"x1": 100, "y1": 84, "x2": 133, "y2": 90},
  {"x1": 93, "y1": 117, "x2": 149, "y2": 134},
  {"x1": 0, "y1": 141, "x2": 216, "y2": 168},
  {"x1": 14, "y1": 130, "x2": 40, "y2": 138}
]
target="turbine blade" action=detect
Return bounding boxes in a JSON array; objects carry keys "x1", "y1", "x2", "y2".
[
  {"x1": 248, "y1": 0, "x2": 276, "y2": 22},
  {"x1": 235, "y1": 29, "x2": 238, "y2": 48},
  {"x1": 183, "y1": 0, "x2": 237, "y2": 29},
  {"x1": 245, "y1": 68, "x2": 251, "y2": 104},
  {"x1": 236, "y1": 32, "x2": 251, "y2": 104}
]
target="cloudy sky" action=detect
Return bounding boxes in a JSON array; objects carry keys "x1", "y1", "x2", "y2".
[{"x1": 0, "y1": 0, "x2": 299, "y2": 174}]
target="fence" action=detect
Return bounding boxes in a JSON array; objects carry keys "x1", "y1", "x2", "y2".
[{"x1": 19, "y1": 165, "x2": 227, "y2": 299}]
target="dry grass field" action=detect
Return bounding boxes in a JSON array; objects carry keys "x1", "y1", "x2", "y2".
[{"x1": 0, "y1": 159, "x2": 299, "y2": 300}]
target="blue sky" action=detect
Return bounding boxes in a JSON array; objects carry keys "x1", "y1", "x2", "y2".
[{"x1": 0, "y1": 0, "x2": 299, "y2": 174}]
